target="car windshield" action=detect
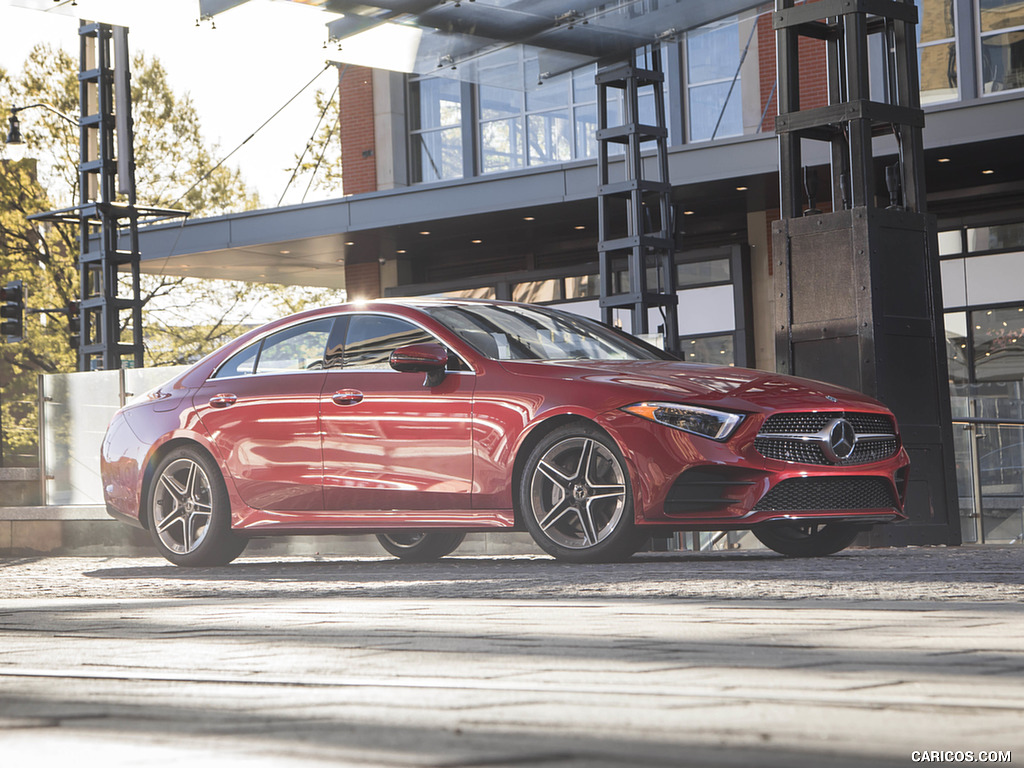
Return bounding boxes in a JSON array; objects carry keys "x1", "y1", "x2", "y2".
[{"x1": 424, "y1": 303, "x2": 674, "y2": 361}]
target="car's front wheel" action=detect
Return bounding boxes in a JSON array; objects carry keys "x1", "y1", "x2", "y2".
[
  {"x1": 752, "y1": 521, "x2": 861, "y2": 557},
  {"x1": 519, "y1": 424, "x2": 645, "y2": 563},
  {"x1": 376, "y1": 531, "x2": 466, "y2": 561},
  {"x1": 147, "y1": 446, "x2": 247, "y2": 567}
]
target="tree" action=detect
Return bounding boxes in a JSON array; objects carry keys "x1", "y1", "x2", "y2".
[
  {"x1": 0, "y1": 44, "x2": 344, "y2": 465},
  {"x1": 282, "y1": 86, "x2": 345, "y2": 204}
]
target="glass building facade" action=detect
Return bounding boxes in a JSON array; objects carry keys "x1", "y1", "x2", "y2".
[{"x1": 406, "y1": 2, "x2": 1024, "y2": 185}]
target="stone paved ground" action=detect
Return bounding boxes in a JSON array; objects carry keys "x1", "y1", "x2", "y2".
[{"x1": 0, "y1": 546, "x2": 1022, "y2": 767}]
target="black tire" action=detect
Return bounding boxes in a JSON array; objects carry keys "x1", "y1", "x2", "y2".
[
  {"x1": 146, "y1": 446, "x2": 247, "y2": 567},
  {"x1": 518, "y1": 423, "x2": 644, "y2": 563},
  {"x1": 752, "y1": 521, "x2": 862, "y2": 557},
  {"x1": 376, "y1": 531, "x2": 466, "y2": 562}
]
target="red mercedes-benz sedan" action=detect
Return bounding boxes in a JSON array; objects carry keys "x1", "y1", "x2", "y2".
[{"x1": 101, "y1": 299, "x2": 909, "y2": 566}]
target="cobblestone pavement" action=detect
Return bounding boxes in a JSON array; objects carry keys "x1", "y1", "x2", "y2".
[{"x1": 1, "y1": 546, "x2": 1022, "y2": 767}]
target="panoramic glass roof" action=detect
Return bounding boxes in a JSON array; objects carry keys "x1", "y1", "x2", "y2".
[{"x1": 200, "y1": 0, "x2": 757, "y2": 85}]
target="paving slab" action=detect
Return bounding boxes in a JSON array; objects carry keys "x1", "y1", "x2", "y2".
[{"x1": 0, "y1": 547, "x2": 1021, "y2": 767}]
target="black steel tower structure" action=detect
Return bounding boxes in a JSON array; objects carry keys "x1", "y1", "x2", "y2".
[
  {"x1": 596, "y1": 46, "x2": 680, "y2": 355},
  {"x1": 771, "y1": 0, "x2": 959, "y2": 544}
]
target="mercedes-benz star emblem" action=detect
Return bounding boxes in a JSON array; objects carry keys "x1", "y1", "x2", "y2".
[{"x1": 823, "y1": 418, "x2": 857, "y2": 462}]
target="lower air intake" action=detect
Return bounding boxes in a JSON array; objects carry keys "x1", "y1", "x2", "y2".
[{"x1": 753, "y1": 477, "x2": 897, "y2": 512}]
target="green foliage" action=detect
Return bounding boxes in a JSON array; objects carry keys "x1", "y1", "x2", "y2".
[
  {"x1": 0, "y1": 154, "x2": 77, "y2": 465},
  {"x1": 0, "y1": 45, "x2": 344, "y2": 467}
]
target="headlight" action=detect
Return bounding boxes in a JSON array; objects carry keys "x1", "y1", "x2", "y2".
[{"x1": 621, "y1": 402, "x2": 745, "y2": 441}]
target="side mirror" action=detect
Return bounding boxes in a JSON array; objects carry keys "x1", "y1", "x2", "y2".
[{"x1": 389, "y1": 343, "x2": 449, "y2": 387}]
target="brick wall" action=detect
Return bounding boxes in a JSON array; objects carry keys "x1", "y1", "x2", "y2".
[
  {"x1": 757, "y1": 5, "x2": 829, "y2": 133},
  {"x1": 339, "y1": 65, "x2": 378, "y2": 195},
  {"x1": 345, "y1": 260, "x2": 381, "y2": 300}
]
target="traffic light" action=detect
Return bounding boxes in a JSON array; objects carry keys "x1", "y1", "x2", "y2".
[
  {"x1": 0, "y1": 281, "x2": 24, "y2": 342},
  {"x1": 67, "y1": 300, "x2": 81, "y2": 350}
]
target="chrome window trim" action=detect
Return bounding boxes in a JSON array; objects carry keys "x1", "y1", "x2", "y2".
[{"x1": 209, "y1": 308, "x2": 477, "y2": 381}]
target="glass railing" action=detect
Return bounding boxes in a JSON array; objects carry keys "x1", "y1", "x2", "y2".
[{"x1": 40, "y1": 366, "x2": 187, "y2": 506}]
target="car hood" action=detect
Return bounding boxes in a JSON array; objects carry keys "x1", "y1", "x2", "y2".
[{"x1": 498, "y1": 359, "x2": 889, "y2": 414}]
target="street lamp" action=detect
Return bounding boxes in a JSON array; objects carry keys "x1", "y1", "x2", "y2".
[{"x1": 5, "y1": 103, "x2": 81, "y2": 145}]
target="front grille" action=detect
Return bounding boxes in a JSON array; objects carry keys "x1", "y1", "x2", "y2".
[
  {"x1": 759, "y1": 412, "x2": 894, "y2": 434},
  {"x1": 754, "y1": 437, "x2": 830, "y2": 465},
  {"x1": 755, "y1": 411, "x2": 899, "y2": 466},
  {"x1": 753, "y1": 477, "x2": 898, "y2": 512}
]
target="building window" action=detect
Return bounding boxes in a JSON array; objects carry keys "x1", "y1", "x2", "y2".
[
  {"x1": 679, "y1": 333, "x2": 735, "y2": 365},
  {"x1": 479, "y1": 73, "x2": 526, "y2": 173},
  {"x1": 945, "y1": 305, "x2": 1024, "y2": 544},
  {"x1": 409, "y1": 77, "x2": 463, "y2": 182},
  {"x1": 685, "y1": 12, "x2": 766, "y2": 142},
  {"x1": 917, "y1": 0, "x2": 959, "y2": 103},
  {"x1": 677, "y1": 258, "x2": 731, "y2": 288},
  {"x1": 979, "y1": 0, "x2": 1024, "y2": 94},
  {"x1": 687, "y1": 16, "x2": 743, "y2": 142},
  {"x1": 967, "y1": 222, "x2": 1024, "y2": 251},
  {"x1": 513, "y1": 278, "x2": 563, "y2": 303},
  {"x1": 478, "y1": 52, "x2": 605, "y2": 174}
]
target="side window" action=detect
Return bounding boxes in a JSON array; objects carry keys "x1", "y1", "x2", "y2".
[
  {"x1": 344, "y1": 315, "x2": 435, "y2": 370},
  {"x1": 215, "y1": 343, "x2": 259, "y2": 378},
  {"x1": 254, "y1": 319, "x2": 334, "y2": 374}
]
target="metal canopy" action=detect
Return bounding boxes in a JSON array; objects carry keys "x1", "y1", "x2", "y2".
[{"x1": 199, "y1": 0, "x2": 758, "y2": 85}]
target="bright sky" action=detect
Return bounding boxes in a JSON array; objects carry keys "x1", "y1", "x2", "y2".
[{"x1": 0, "y1": 0, "x2": 341, "y2": 208}]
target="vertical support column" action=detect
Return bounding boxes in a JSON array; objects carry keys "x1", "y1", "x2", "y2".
[
  {"x1": 771, "y1": 0, "x2": 959, "y2": 546},
  {"x1": 595, "y1": 47, "x2": 679, "y2": 355},
  {"x1": 77, "y1": 21, "x2": 144, "y2": 371}
]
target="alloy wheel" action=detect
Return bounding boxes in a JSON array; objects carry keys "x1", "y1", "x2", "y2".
[
  {"x1": 152, "y1": 457, "x2": 214, "y2": 555},
  {"x1": 528, "y1": 436, "x2": 627, "y2": 550}
]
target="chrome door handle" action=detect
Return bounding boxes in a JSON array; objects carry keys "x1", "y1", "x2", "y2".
[
  {"x1": 209, "y1": 393, "x2": 237, "y2": 408},
  {"x1": 332, "y1": 390, "x2": 363, "y2": 406}
]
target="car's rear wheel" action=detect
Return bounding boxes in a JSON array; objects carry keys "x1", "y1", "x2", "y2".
[
  {"x1": 519, "y1": 424, "x2": 644, "y2": 563},
  {"x1": 376, "y1": 531, "x2": 466, "y2": 561},
  {"x1": 147, "y1": 447, "x2": 247, "y2": 567},
  {"x1": 753, "y1": 521, "x2": 861, "y2": 557}
]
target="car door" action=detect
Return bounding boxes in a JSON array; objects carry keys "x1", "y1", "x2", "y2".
[
  {"x1": 320, "y1": 312, "x2": 475, "y2": 512},
  {"x1": 193, "y1": 317, "x2": 334, "y2": 511}
]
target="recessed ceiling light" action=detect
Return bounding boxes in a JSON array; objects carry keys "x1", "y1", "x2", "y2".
[
  {"x1": 472, "y1": 239, "x2": 482, "y2": 244},
  {"x1": 937, "y1": 158, "x2": 951, "y2": 163},
  {"x1": 396, "y1": 249, "x2": 407, "y2": 254},
  {"x1": 982, "y1": 169, "x2": 995, "y2": 175},
  {"x1": 419, "y1": 230, "x2": 430, "y2": 235},
  {"x1": 574, "y1": 225, "x2": 586, "y2": 230},
  {"x1": 736, "y1": 185, "x2": 748, "y2": 191},
  {"x1": 683, "y1": 210, "x2": 695, "y2": 215},
  {"x1": 523, "y1": 216, "x2": 535, "y2": 221},
  {"x1": 345, "y1": 241, "x2": 355, "y2": 246}
]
